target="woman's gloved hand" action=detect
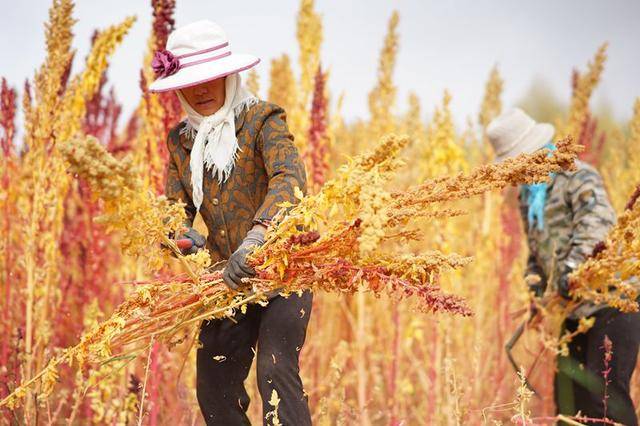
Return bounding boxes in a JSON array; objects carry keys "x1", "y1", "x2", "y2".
[
  {"x1": 223, "y1": 227, "x2": 265, "y2": 290},
  {"x1": 558, "y1": 261, "x2": 577, "y2": 300},
  {"x1": 525, "y1": 274, "x2": 546, "y2": 299},
  {"x1": 177, "y1": 227, "x2": 206, "y2": 255}
]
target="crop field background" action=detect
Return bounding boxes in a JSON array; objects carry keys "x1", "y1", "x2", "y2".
[{"x1": 0, "y1": 0, "x2": 638, "y2": 424}]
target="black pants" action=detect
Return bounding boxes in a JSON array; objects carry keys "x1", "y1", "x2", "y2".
[
  {"x1": 196, "y1": 291, "x2": 313, "y2": 425},
  {"x1": 555, "y1": 307, "x2": 640, "y2": 425}
]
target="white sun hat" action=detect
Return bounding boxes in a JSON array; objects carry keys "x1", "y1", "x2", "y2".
[
  {"x1": 487, "y1": 108, "x2": 555, "y2": 162},
  {"x1": 148, "y1": 20, "x2": 260, "y2": 93}
]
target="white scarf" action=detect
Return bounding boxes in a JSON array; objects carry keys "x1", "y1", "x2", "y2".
[{"x1": 177, "y1": 73, "x2": 258, "y2": 211}]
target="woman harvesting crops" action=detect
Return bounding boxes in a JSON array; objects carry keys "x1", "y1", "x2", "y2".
[
  {"x1": 487, "y1": 108, "x2": 640, "y2": 425},
  {"x1": 149, "y1": 20, "x2": 312, "y2": 425}
]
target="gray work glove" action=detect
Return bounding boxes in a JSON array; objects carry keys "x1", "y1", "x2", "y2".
[
  {"x1": 222, "y1": 228, "x2": 265, "y2": 291},
  {"x1": 525, "y1": 274, "x2": 546, "y2": 299},
  {"x1": 558, "y1": 263, "x2": 575, "y2": 301},
  {"x1": 528, "y1": 282, "x2": 545, "y2": 298},
  {"x1": 178, "y1": 227, "x2": 206, "y2": 255},
  {"x1": 558, "y1": 277, "x2": 571, "y2": 300}
]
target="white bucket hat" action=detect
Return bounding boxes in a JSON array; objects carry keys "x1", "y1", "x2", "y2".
[
  {"x1": 487, "y1": 108, "x2": 555, "y2": 162},
  {"x1": 149, "y1": 20, "x2": 260, "y2": 93}
]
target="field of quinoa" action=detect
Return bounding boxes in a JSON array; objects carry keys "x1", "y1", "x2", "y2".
[{"x1": 1, "y1": 0, "x2": 639, "y2": 424}]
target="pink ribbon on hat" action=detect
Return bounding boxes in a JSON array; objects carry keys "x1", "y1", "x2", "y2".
[{"x1": 152, "y1": 42, "x2": 231, "y2": 78}]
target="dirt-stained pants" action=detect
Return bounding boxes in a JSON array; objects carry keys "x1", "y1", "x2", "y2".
[{"x1": 196, "y1": 291, "x2": 313, "y2": 426}]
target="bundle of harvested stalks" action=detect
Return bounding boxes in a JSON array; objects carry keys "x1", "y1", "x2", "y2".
[{"x1": 0, "y1": 133, "x2": 580, "y2": 409}]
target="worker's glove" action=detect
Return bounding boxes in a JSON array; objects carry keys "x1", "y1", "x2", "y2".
[
  {"x1": 525, "y1": 274, "x2": 545, "y2": 299},
  {"x1": 177, "y1": 227, "x2": 206, "y2": 255},
  {"x1": 528, "y1": 282, "x2": 545, "y2": 299},
  {"x1": 558, "y1": 262, "x2": 576, "y2": 300},
  {"x1": 222, "y1": 228, "x2": 265, "y2": 291}
]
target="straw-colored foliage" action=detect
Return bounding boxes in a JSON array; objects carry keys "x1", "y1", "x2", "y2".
[{"x1": 1, "y1": 1, "x2": 639, "y2": 425}]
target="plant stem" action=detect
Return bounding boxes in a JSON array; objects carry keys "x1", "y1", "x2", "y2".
[
  {"x1": 161, "y1": 234, "x2": 200, "y2": 284},
  {"x1": 137, "y1": 337, "x2": 155, "y2": 426},
  {"x1": 356, "y1": 291, "x2": 371, "y2": 426}
]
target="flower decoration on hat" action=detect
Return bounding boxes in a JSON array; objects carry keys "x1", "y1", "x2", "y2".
[
  {"x1": 148, "y1": 20, "x2": 260, "y2": 93},
  {"x1": 152, "y1": 49, "x2": 180, "y2": 77}
]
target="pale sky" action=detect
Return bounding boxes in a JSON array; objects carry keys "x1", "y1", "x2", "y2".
[{"x1": 2, "y1": 0, "x2": 639, "y2": 128}]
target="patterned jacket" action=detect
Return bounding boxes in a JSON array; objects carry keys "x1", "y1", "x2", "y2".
[
  {"x1": 519, "y1": 160, "x2": 616, "y2": 317},
  {"x1": 164, "y1": 100, "x2": 306, "y2": 264}
]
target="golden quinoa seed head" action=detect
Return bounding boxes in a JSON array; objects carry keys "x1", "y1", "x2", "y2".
[
  {"x1": 571, "y1": 187, "x2": 640, "y2": 312},
  {"x1": 59, "y1": 135, "x2": 198, "y2": 274}
]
